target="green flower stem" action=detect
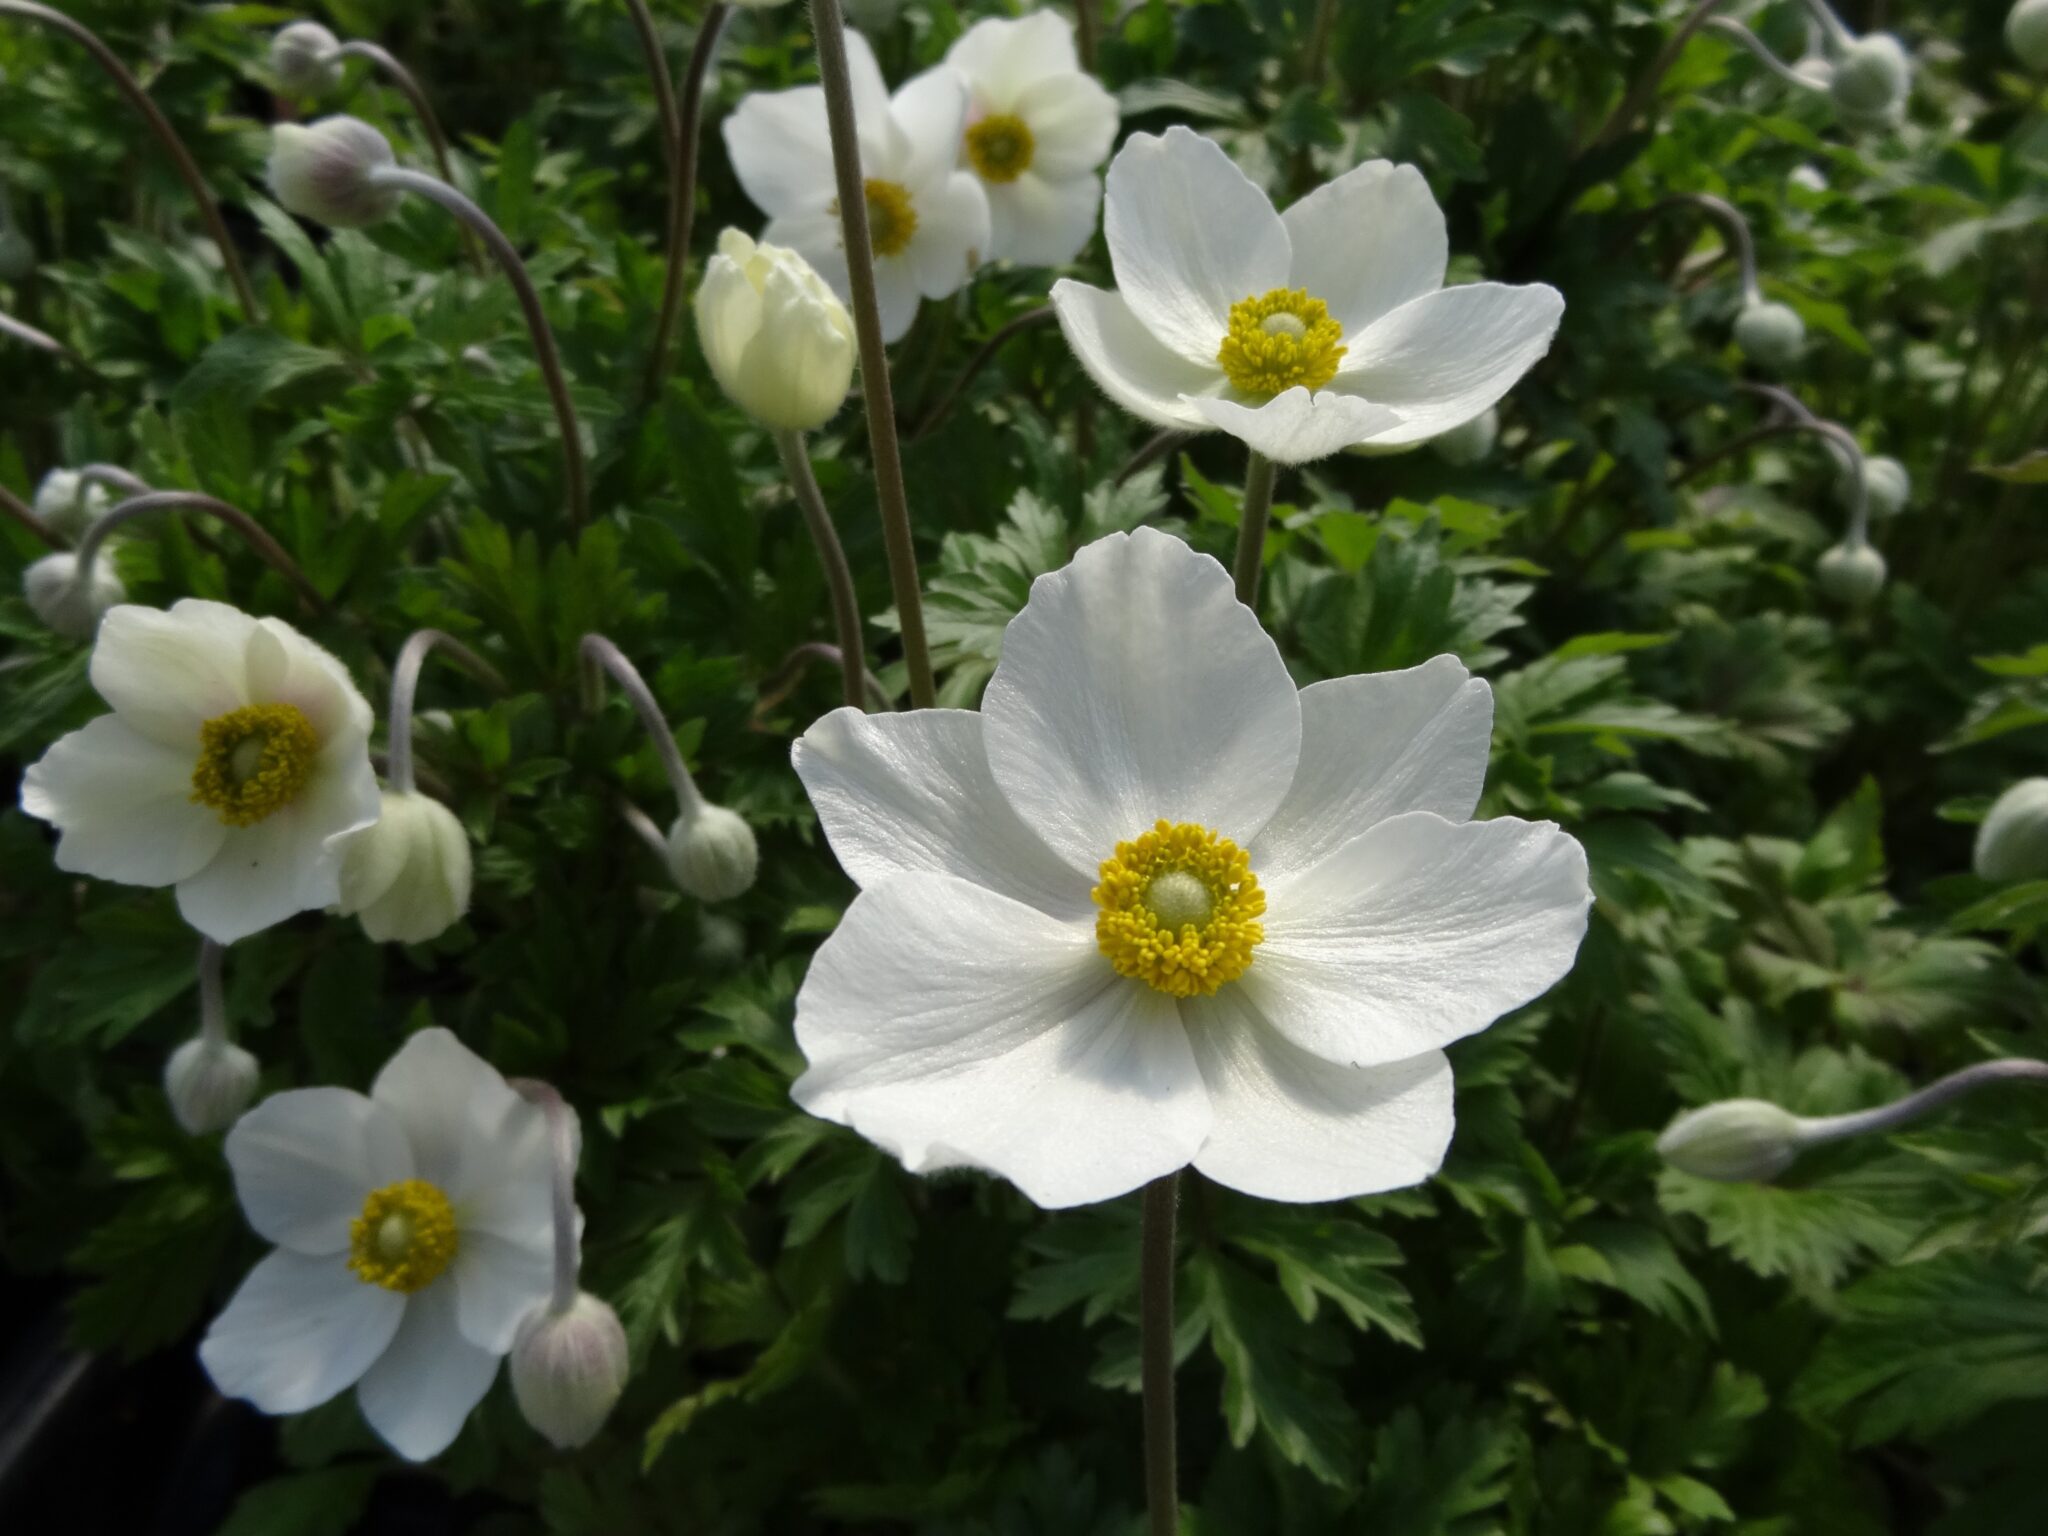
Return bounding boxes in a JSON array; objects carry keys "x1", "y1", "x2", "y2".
[
  {"x1": 1701, "y1": 18, "x2": 1832, "y2": 95},
  {"x1": 774, "y1": 431, "x2": 869, "y2": 712},
  {"x1": 809, "y1": 0, "x2": 935, "y2": 709},
  {"x1": 384, "y1": 627, "x2": 508, "y2": 795},
  {"x1": 1662, "y1": 192, "x2": 1762, "y2": 302},
  {"x1": 74, "y1": 490, "x2": 328, "y2": 615},
  {"x1": 1231, "y1": 450, "x2": 1280, "y2": 607},
  {"x1": 197, "y1": 938, "x2": 229, "y2": 1047},
  {"x1": 0, "y1": 306, "x2": 92, "y2": 373},
  {"x1": 910, "y1": 306, "x2": 1057, "y2": 441},
  {"x1": 644, "y1": 3, "x2": 730, "y2": 401},
  {"x1": 1140, "y1": 1173, "x2": 1180, "y2": 1536},
  {"x1": 580, "y1": 633, "x2": 705, "y2": 818},
  {"x1": 331, "y1": 39, "x2": 481, "y2": 270},
  {"x1": 1798, "y1": 1059, "x2": 2048, "y2": 1149},
  {"x1": 0, "y1": 482, "x2": 63, "y2": 550}
]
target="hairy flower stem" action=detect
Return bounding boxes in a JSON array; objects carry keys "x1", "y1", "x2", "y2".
[
  {"x1": 1231, "y1": 451, "x2": 1279, "y2": 607},
  {"x1": 1660, "y1": 192, "x2": 1762, "y2": 301},
  {"x1": 75, "y1": 491, "x2": 329, "y2": 615},
  {"x1": 511, "y1": 1080, "x2": 583, "y2": 1315},
  {"x1": 644, "y1": 3, "x2": 730, "y2": 402},
  {"x1": 1701, "y1": 17, "x2": 1832, "y2": 93},
  {"x1": 810, "y1": 0, "x2": 935, "y2": 709},
  {"x1": 0, "y1": 1, "x2": 260, "y2": 322},
  {"x1": 385, "y1": 628, "x2": 508, "y2": 794},
  {"x1": 366, "y1": 166, "x2": 588, "y2": 539},
  {"x1": 197, "y1": 938, "x2": 229, "y2": 1047},
  {"x1": 774, "y1": 432, "x2": 868, "y2": 712},
  {"x1": 0, "y1": 483, "x2": 63, "y2": 550},
  {"x1": 1797, "y1": 1059, "x2": 2048, "y2": 1149},
  {"x1": 330, "y1": 40, "x2": 481, "y2": 270},
  {"x1": 1140, "y1": 1174, "x2": 1180, "y2": 1536},
  {"x1": 580, "y1": 634, "x2": 706, "y2": 817},
  {"x1": 1734, "y1": 381, "x2": 1870, "y2": 543}
]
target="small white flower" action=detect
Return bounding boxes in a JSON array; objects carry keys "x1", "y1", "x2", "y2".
[
  {"x1": 2013, "y1": 0, "x2": 2048, "y2": 73},
  {"x1": 666, "y1": 803, "x2": 759, "y2": 903},
  {"x1": 269, "y1": 116, "x2": 401, "y2": 229},
  {"x1": 790, "y1": 529, "x2": 1590, "y2": 1209},
  {"x1": 695, "y1": 228, "x2": 857, "y2": 430},
  {"x1": 943, "y1": 12, "x2": 1118, "y2": 268},
  {"x1": 165, "y1": 1034, "x2": 261, "y2": 1135},
  {"x1": 270, "y1": 20, "x2": 343, "y2": 98},
  {"x1": 1657, "y1": 1100, "x2": 1808, "y2": 1182},
  {"x1": 1733, "y1": 299, "x2": 1804, "y2": 370},
  {"x1": 32, "y1": 468, "x2": 109, "y2": 543},
  {"x1": 20, "y1": 599, "x2": 380, "y2": 944},
  {"x1": 23, "y1": 551, "x2": 125, "y2": 640},
  {"x1": 1975, "y1": 779, "x2": 2048, "y2": 883},
  {"x1": 199, "y1": 1029, "x2": 561, "y2": 1461},
  {"x1": 723, "y1": 29, "x2": 991, "y2": 343},
  {"x1": 1050, "y1": 128, "x2": 1563, "y2": 466},
  {"x1": 510, "y1": 1291, "x2": 630, "y2": 1449},
  {"x1": 335, "y1": 788, "x2": 473, "y2": 944}
]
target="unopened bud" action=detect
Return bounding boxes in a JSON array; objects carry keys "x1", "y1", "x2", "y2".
[
  {"x1": 1815, "y1": 541, "x2": 1886, "y2": 607},
  {"x1": 1836, "y1": 454, "x2": 1909, "y2": 519},
  {"x1": 335, "y1": 789, "x2": 472, "y2": 943},
  {"x1": 1657, "y1": 1099, "x2": 1808, "y2": 1182},
  {"x1": 1432, "y1": 407, "x2": 1498, "y2": 466},
  {"x1": 2013, "y1": 0, "x2": 2048, "y2": 73},
  {"x1": 31, "y1": 468, "x2": 109, "y2": 543},
  {"x1": 1974, "y1": 779, "x2": 2048, "y2": 883},
  {"x1": 1829, "y1": 34, "x2": 1911, "y2": 119},
  {"x1": 1733, "y1": 300, "x2": 1804, "y2": 371},
  {"x1": 695, "y1": 229, "x2": 857, "y2": 431},
  {"x1": 665, "y1": 803, "x2": 759, "y2": 902},
  {"x1": 511, "y1": 1292, "x2": 630, "y2": 1449},
  {"x1": 268, "y1": 117, "x2": 400, "y2": 229},
  {"x1": 24, "y1": 551, "x2": 125, "y2": 640},
  {"x1": 269, "y1": 21, "x2": 343, "y2": 98},
  {"x1": 165, "y1": 1034, "x2": 260, "y2": 1135}
]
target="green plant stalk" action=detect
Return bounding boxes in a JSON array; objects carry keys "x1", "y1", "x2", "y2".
[
  {"x1": 644, "y1": 3, "x2": 731, "y2": 401},
  {"x1": 1140, "y1": 1174, "x2": 1180, "y2": 1536},
  {"x1": 384, "y1": 627, "x2": 508, "y2": 794},
  {"x1": 1231, "y1": 451, "x2": 1279, "y2": 607},
  {"x1": 580, "y1": 633, "x2": 706, "y2": 818},
  {"x1": 774, "y1": 431, "x2": 869, "y2": 712},
  {"x1": 0, "y1": 482, "x2": 64, "y2": 550},
  {"x1": 74, "y1": 490, "x2": 328, "y2": 614}
]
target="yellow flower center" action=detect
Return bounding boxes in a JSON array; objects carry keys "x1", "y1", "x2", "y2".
[
  {"x1": 189, "y1": 702, "x2": 319, "y2": 827},
  {"x1": 863, "y1": 178, "x2": 918, "y2": 258},
  {"x1": 1216, "y1": 287, "x2": 1346, "y2": 397},
  {"x1": 1093, "y1": 820, "x2": 1265, "y2": 998},
  {"x1": 347, "y1": 1178, "x2": 459, "y2": 1293},
  {"x1": 965, "y1": 113, "x2": 1035, "y2": 184}
]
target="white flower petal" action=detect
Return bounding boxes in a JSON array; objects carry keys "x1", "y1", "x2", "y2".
[
  {"x1": 174, "y1": 801, "x2": 344, "y2": 945},
  {"x1": 1013, "y1": 72, "x2": 1119, "y2": 181},
  {"x1": 892, "y1": 66, "x2": 970, "y2": 193},
  {"x1": 1190, "y1": 388, "x2": 1403, "y2": 465},
  {"x1": 90, "y1": 600, "x2": 254, "y2": 748},
  {"x1": 371, "y1": 1028, "x2": 550, "y2": 1217},
  {"x1": 723, "y1": 85, "x2": 837, "y2": 218},
  {"x1": 1243, "y1": 811, "x2": 1590, "y2": 1069},
  {"x1": 20, "y1": 715, "x2": 225, "y2": 887},
  {"x1": 764, "y1": 208, "x2": 849, "y2": 299},
  {"x1": 948, "y1": 12, "x2": 1079, "y2": 107},
  {"x1": 1186, "y1": 990, "x2": 1454, "y2": 1202},
  {"x1": 871, "y1": 252, "x2": 923, "y2": 344},
  {"x1": 248, "y1": 617, "x2": 373, "y2": 746},
  {"x1": 841, "y1": 30, "x2": 907, "y2": 173},
  {"x1": 1334, "y1": 282, "x2": 1564, "y2": 446},
  {"x1": 793, "y1": 706, "x2": 1090, "y2": 920},
  {"x1": 1050, "y1": 279, "x2": 1217, "y2": 429},
  {"x1": 1251, "y1": 657, "x2": 1494, "y2": 877},
  {"x1": 908, "y1": 172, "x2": 990, "y2": 298},
  {"x1": 792, "y1": 874, "x2": 1209, "y2": 1210},
  {"x1": 1283, "y1": 161, "x2": 1446, "y2": 335},
  {"x1": 354, "y1": 1280, "x2": 500, "y2": 1462},
  {"x1": 1105, "y1": 126, "x2": 1290, "y2": 367},
  {"x1": 987, "y1": 170, "x2": 1101, "y2": 268},
  {"x1": 452, "y1": 1229, "x2": 556, "y2": 1354},
  {"x1": 225, "y1": 1088, "x2": 414, "y2": 1254},
  {"x1": 982, "y1": 527, "x2": 1303, "y2": 873},
  {"x1": 199, "y1": 1249, "x2": 404, "y2": 1414}
]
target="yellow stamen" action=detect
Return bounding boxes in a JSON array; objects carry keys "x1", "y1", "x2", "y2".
[
  {"x1": 965, "y1": 114, "x2": 1035, "y2": 184},
  {"x1": 347, "y1": 1179, "x2": 459, "y2": 1293},
  {"x1": 1094, "y1": 820, "x2": 1265, "y2": 998},
  {"x1": 1217, "y1": 287, "x2": 1346, "y2": 397},
  {"x1": 863, "y1": 178, "x2": 918, "y2": 258},
  {"x1": 189, "y1": 702, "x2": 319, "y2": 827}
]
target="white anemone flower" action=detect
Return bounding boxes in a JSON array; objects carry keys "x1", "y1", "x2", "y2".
[
  {"x1": 1050, "y1": 127, "x2": 1564, "y2": 466},
  {"x1": 200, "y1": 1029, "x2": 560, "y2": 1461},
  {"x1": 723, "y1": 29, "x2": 990, "y2": 343},
  {"x1": 791, "y1": 530, "x2": 1591, "y2": 1209},
  {"x1": 943, "y1": 11, "x2": 1118, "y2": 267},
  {"x1": 19, "y1": 600, "x2": 379, "y2": 944}
]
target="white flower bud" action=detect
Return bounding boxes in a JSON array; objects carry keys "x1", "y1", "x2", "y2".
[
  {"x1": 335, "y1": 789, "x2": 472, "y2": 943},
  {"x1": 1815, "y1": 541, "x2": 1886, "y2": 607},
  {"x1": 31, "y1": 468, "x2": 109, "y2": 543},
  {"x1": 1974, "y1": 779, "x2": 2048, "y2": 883},
  {"x1": 1431, "y1": 407, "x2": 1498, "y2": 467},
  {"x1": 1733, "y1": 300, "x2": 1805, "y2": 371},
  {"x1": 1829, "y1": 34, "x2": 1911, "y2": 118},
  {"x1": 23, "y1": 551, "x2": 125, "y2": 640},
  {"x1": 0, "y1": 225, "x2": 33, "y2": 281},
  {"x1": 269, "y1": 21, "x2": 343, "y2": 98},
  {"x1": 2013, "y1": 0, "x2": 2048, "y2": 73},
  {"x1": 1791, "y1": 53, "x2": 1835, "y2": 89},
  {"x1": 665, "y1": 803, "x2": 759, "y2": 903},
  {"x1": 511, "y1": 1292, "x2": 630, "y2": 1449},
  {"x1": 1657, "y1": 1099, "x2": 1809, "y2": 1182},
  {"x1": 165, "y1": 1034, "x2": 260, "y2": 1135},
  {"x1": 1835, "y1": 454, "x2": 1909, "y2": 519},
  {"x1": 694, "y1": 229, "x2": 857, "y2": 431},
  {"x1": 268, "y1": 117, "x2": 400, "y2": 229}
]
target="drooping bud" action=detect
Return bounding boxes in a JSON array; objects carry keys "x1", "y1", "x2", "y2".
[
  {"x1": 1835, "y1": 454, "x2": 1909, "y2": 519},
  {"x1": 269, "y1": 21, "x2": 343, "y2": 98},
  {"x1": 1656, "y1": 1099, "x2": 1809, "y2": 1182},
  {"x1": 1829, "y1": 34, "x2": 1911, "y2": 120},
  {"x1": 2013, "y1": 0, "x2": 2048, "y2": 72},
  {"x1": 23, "y1": 552, "x2": 125, "y2": 640},
  {"x1": 1974, "y1": 779, "x2": 2048, "y2": 883},
  {"x1": 510, "y1": 1292, "x2": 630, "y2": 1449},
  {"x1": 1733, "y1": 300, "x2": 1805, "y2": 371},
  {"x1": 694, "y1": 229, "x2": 857, "y2": 431},
  {"x1": 1815, "y1": 541, "x2": 1886, "y2": 607},
  {"x1": 335, "y1": 789, "x2": 473, "y2": 943},
  {"x1": 1431, "y1": 407, "x2": 1498, "y2": 467},
  {"x1": 31, "y1": 468, "x2": 109, "y2": 543},
  {"x1": 268, "y1": 117, "x2": 401, "y2": 229},
  {"x1": 165, "y1": 1034, "x2": 261, "y2": 1135},
  {"x1": 665, "y1": 803, "x2": 759, "y2": 902}
]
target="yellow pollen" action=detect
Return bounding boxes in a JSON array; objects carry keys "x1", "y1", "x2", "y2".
[
  {"x1": 965, "y1": 113, "x2": 1036, "y2": 184},
  {"x1": 1093, "y1": 820, "x2": 1265, "y2": 998},
  {"x1": 189, "y1": 702, "x2": 319, "y2": 827},
  {"x1": 863, "y1": 178, "x2": 918, "y2": 258},
  {"x1": 1217, "y1": 287, "x2": 1346, "y2": 397},
  {"x1": 347, "y1": 1179, "x2": 458, "y2": 1293}
]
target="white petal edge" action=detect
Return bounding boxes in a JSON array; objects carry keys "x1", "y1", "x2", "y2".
[
  {"x1": 1049, "y1": 280, "x2": 1217, "y2": 430},
  {"x1": 892, "y1": 65, "x2": 971, "y2": 193},
  {"x1": 199, "y1": 1249, "x2": 404, "y2": 1415},
  {"x1": 89, "y1": 599, "x2": 253, "y2": 749},
  {"x1": 1190, "y1": 388, "x2": 1404, "y2": 466},
  {"x1": 225, "y1": 1088, "x2": 415, "y2": 1254},
  {"x1": 1283, "y1": 161, "x2": 1447, "y2": 336},
  {"x1": 20, "y1": 715, "x2": 225, "y2": 887},
  {"x1": 174, "y1": 800, "x2": 343, "y2": 945},
  {"x1": 1334, "y1": 282, "x2": 1565, "y2": 446},
  {"x1": 370, "y1": 1028, "x2": 546, "y2": 1212},
  {"x1": 722, "y1": 85, "x2": 837, "y2": 218},
  {"x1": 354, "y1": 1281, "x2": 500, "y2": 1461}
]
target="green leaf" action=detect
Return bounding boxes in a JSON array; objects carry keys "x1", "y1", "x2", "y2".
[{"x1": 215, "y1": 1468, "x2": 380, "y2": 1536}]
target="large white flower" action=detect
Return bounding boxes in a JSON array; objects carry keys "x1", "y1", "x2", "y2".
[
  {"x1": 20, "y1": 599, "x2": 379, "y2": 944},
  {"x1": 724, "y1": 29, "x2": 990, "y2": 343},
  {"x1": 944, "y1": 11, "x2": 1118, "y2": 268},
  {"x1": 1050, "y1": 127, "x2": 1564, "y2": 466},
  {"x1": 200, "y1": 1029, "x2": 561, "y2": 1461},
  {"x1": 791, "y1": 529, "x2": 1590, "y2": 1209}
]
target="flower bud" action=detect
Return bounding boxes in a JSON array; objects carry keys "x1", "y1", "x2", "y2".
[
  {"x1": 269, "y1": 21, "x2": 343, "y2": 98},
  {"x1": 695, "y1": 229, "x2": 857, "y2": 432},
  {"x1": 665, "y1": 803, "x2": 759, "y2": 902},
  {"x1": 1974, "y1": 779, "x2": 2048, "y2": 883},
  {"x1": 511, "y1": 1292, "x2": 630, "y2": 1449},
  {"x1": 1792, "y1": 53, "x2": 1835, "y2": 89},
  {"x1": 335, "y1": 789, "x2": 472, "y2": 943},
  {"x1": 1656, "y1": 1099, "x2": 1808, "y2": 1182},
  {"x1": 1431, "y1": 407, "x2": 1498, "y2": 467},
  {"x1": 1733, "y1": 300, "x2": 1804, "y2": 371},
  {"x1": 2013, "y1": 0, "x2": 2048, "y2": 73},
  {"x1": 23, "y1": 551, "x2": 125, "y2": 640},
  {"x1": 268, "y1": 117, "x2": 400, "y2": 229},
  {"x1": 31, "y1": 468, "x2": 109, "y2": 543},
  {"x1": 1835, "y1": 454, "x2": 1909, "y2": 519},
  {"x1": 165, "y1": 1034, "x2": 261, "y2": 1135},
  {"x1": 1815, "y1": 541, "x2": 1886, "y2": 607},
  {"x1": 1829, "y1": 34, "x2": 1911, "y2": 119}
]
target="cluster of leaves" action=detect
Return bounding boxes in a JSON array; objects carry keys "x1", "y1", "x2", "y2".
[{"x1": 4, "y1": 0, "x2": 2048, "y2": 1532}]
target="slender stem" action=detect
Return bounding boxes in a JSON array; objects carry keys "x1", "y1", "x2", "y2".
[
  {"x1": 1667, "y1": 192, "x2": 1761, "y2": 301},
  {"x1": 1590, "y1": 0, "x2": 1731, "y2": 149},
  {"x1": 1801, "y1": 1060, "x2": 2048, "y2": 1147},
  {"x1": 774, "y1": 431, "x2": 867, "y2": 712},
  {"x1": 197, "y1": 938, "x2": 229, "y2": 1047},
  {"x1": 331, "y1": 40, "x2": 481, "y2": 270},
  {"x1": 910, "y1": 307, "x2": 1057, "y2": 439},
  {"x1": 1075, "y1": 0, "x2": 1099, "y2": 71},
  {"x1": 367, "y1": 165, "x2": 588, "y2": 538},
  {"x1": 511, "y1": 1080, "x2": 583, "y2": 1315},
  {"x1": 0, "y1": 2, "x2": 260, "y2": 322},
  {"x1": 646, "y1": 4, "x2": 730, "y2": 402},
  {"x1": 1139, "y1": 1174, "x2": 1180, "y2": 1536},
  {"x1": 810, "y1": 0, "x2": 934, "y2": 709},
  {"x1": 385, "y1": 627, "x2": 507, "y2": 794},
  {"x1": 0, "y1": 307, "x2": 91, "y2": 371},
  {"x1": 1230, "y1": 451, "x2": 1279, "y2": 607},
  {"x1": 1702, "y1": 17, "x2": 1833, "y2": 94},
  {"x1": 75, "y1": 491, "x2": 328, "y2": 614},
  {"x1": 1733, "y1": 382, "x2": 1868, "y2": 541},
  {"x1": 1797, "y1": 0, "x2": 1854, "y2": 51},
  {"x1": 753, "y1": 642, "x2": 893, "y2": 721},
  {"x1": 1117, "y1": 428, "x2": 1194, "y2": 488},
  {"x1": 79, "y1": 463, "x2": 151, "y2": 497},
  {"x1": 621, "y1": 0, "x2": 681, "y2": 176},
  {"x1": 580, "y1": 633, "x2": 705, "y2": 817},
  {"x1": 1302, "y1": 0, "x2": 1339, "y2": 89},
  {"x1": 619, "y1": 798, "x2": 672, "y2": 861},
  {"x1": 0, "y1": 483, "x2": 64, "y2": 550}
]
